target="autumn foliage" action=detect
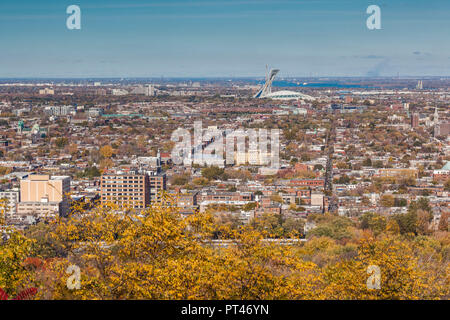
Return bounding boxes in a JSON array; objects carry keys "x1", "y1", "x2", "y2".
[{"x1": 0, "y1": 197, "x2": 449, "y2": 300}]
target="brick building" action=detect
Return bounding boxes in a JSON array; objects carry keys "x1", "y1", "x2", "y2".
[{"x1": 101, "y1": 169, "x2": 150, "y2": 209}]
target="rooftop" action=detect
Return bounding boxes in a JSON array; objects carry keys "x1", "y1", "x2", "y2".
[{"x1": 442, "y1": 162, "x2": 450, "y2": 171}]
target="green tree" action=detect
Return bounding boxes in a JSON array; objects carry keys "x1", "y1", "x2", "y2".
[
  {"x1": 392, "y1": 211, "x2": 418, "y2": 235},
  {"x1": 55, "y1": 137, "x2": 68, "y2": 148},
  {"x1": 308, "y1": 216, "x2": 353, "y2": 240},
  {"x1": 359, "y1": 212, "x2": 387, "y2": 236},
  {"x1": 201, "y1": 166, "x2": 226, "y2": 180}
]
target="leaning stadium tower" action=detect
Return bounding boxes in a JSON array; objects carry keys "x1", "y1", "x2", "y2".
[{"x1": 253, "y1": 67, "x2": 280, "y2": 98}]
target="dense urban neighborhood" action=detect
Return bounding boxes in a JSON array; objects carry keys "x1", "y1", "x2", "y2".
[
  {"x1": 0, "y1": 79, "x2": 449, "y2": 231},
  {"x1": 0, "y1": 77, "x2": 449, "y2": 300}
]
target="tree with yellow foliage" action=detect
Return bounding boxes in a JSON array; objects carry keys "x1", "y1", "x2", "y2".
[
  {"x1": 0, "y1": 196, "x2": 448, "y2": 300},
  {"x1": 386, "y1": 219, "x2": 401, "y2": 235},
  {"x1": 99, "y1": 145, "x2": 114, "y2": 159},
  {"x1": 322, "y1": 237, "x2": 449, "y2": 299},
  {"x1": 0, "y1": 231, "x2": 37, "y2": 297}
]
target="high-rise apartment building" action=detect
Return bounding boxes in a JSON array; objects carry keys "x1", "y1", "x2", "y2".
[
  {"x1": 146, "y1": 85, "x2": 156, "y2": 96},
  {"x1": 148, "y1": 171, "x2": 167, "y2": 202},
  {"x1": 101, "y1": 169, "x2": 150, "y2": 209},
  {"x1": 43, "y1": 105, "x2": 75, "y2": 116},
  {"x1": 131, "y1": 85, "x2": 156, "y2": 96}
]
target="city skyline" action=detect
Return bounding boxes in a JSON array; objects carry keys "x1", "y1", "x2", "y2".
[{"x1": 1, "y1": 0, "x2": 450, "y2": 78}]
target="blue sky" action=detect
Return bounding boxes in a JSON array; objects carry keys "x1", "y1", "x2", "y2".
[{"x1": 0, "y1": 0, "x2": 449, "y2": 77}]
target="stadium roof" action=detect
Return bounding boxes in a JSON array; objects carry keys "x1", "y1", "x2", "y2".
[
  {"x1": 265, "y1": 90, "x2": 315, "y2": 101},
  {"x1": 254, "y1": 68, "x2": 315, "y2": 101}
]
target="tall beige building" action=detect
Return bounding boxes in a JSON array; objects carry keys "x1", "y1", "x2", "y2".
[
  {"x1": 18, "y1": 175, "x2": 71, "y2": 221},
  {"x1": 20, "y1": 175, "x2": 70, "y2": 202}
]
